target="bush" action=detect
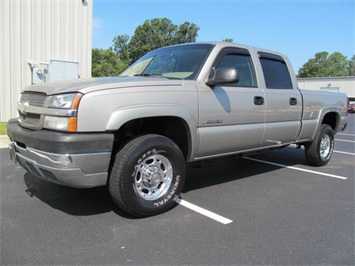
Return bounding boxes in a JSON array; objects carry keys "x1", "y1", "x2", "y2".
[{"x1": 0, "y1": 122, "x2": 7, "y2": 135}]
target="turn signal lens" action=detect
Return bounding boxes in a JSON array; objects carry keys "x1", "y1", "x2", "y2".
[{"x1": 67, "y1": 117, "x2": 78, "y2": 132}]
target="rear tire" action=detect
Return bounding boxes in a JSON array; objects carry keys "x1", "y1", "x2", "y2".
[
  {"x1": 304, "y1": 124, "x2": 334, "y2": 166},
  {"x1": 109, "y1": 134, "x2": 186, "y2": 217}
]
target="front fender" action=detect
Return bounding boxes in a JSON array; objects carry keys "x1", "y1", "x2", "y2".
[{"x1": 106, "y1": 105, "x2": 199, "y2": 160}]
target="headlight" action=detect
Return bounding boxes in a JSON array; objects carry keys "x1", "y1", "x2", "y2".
[
  {"x1": 47, "y1": 93, "x2": 82, "y2": 109},
  {"x1": 44, "y1": 93, "x2": 83, "y2": 132},
  {"x1": 44, "y1": 117, "x2": 77, "y2": 132}
]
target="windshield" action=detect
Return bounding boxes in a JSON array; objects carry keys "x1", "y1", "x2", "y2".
[{"x1": 120, "y1": 44, "x2": 214, "y2": 80}]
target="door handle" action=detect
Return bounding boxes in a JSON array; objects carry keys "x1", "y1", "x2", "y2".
[
  {"x1": 254, "y1": 96, "x2": 264, "y2": 105},
  {"x1": 289, "y1": 97, "x2": 297, "y2": 105}
]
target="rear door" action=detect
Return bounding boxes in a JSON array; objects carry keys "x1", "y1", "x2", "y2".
[{"x1": 258, "y1": 52, "x2": 302, "y2": 146}]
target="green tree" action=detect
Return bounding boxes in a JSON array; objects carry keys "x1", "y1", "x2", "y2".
[
  {"x1": 222, "y1": 38, "x2": 234, "y2": 42},
  {"x1": 92, "y1": 18, "x2": 200, "y2": 77},
  {"x1": 298, "y1": 51, "x2": 350, "y2": 77},
  {"x1": 111, "y1": 34, "x2": 130, "y2": 62},
  {"x1": 174, "y1": 21, "x2": 199, "y2": 43},
  {"x1": 118, "y1": 18, "x2": 199, "y2": 64},
  {"x1": 92, "y1": 48, "x2": 128, "y2": 77},
  {"x1": 349, "y1": 55, "x2": 355, "y2": 76}
]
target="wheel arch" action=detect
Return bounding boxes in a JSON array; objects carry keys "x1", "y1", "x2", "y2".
[
  {"x1": 106, "y1": 106, "x2": 197, "y2": 161},
  {"x1": 299, "y1": 109, "x2": 340, "y2": 145},
  {"x1": 321, "y1": 111, "x2": 339, "y2": 131}
]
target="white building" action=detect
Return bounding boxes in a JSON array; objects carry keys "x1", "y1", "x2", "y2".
[
  {"x1": 298, "y1": 76, "x2": 355, "y2": 101},
  {"x1": 0, "y1": 0, "x2": 93, "y2": 122}
]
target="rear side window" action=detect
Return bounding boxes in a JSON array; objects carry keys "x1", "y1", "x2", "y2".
[{"x1": 259, "y1": 52, "x2": 293, "y2": 89}]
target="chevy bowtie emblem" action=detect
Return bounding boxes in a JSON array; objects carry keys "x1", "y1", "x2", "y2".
[{"x1": 19, "y1": 102, "x2": 29, "y2": 114}]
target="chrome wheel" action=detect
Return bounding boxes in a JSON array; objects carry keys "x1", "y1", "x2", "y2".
[
  {"x1": 134, "y1": 154, "x2": 173, "y2": 201},
  {"x1": 320, "y1": 134, "x2": 331, "y2": 159}
]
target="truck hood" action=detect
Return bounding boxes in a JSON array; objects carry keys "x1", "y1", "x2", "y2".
[{"x1": 23, "y1": 76, "x2": 184, "y2": 95}]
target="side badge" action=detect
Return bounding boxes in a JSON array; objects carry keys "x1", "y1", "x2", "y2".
[{"x1": 202, "y1": 119, "x2": 223, "y2": 125}]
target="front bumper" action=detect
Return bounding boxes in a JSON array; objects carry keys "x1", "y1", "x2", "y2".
[{"x1": 7, "y1": 119, "x2": 114, "y2": 188}]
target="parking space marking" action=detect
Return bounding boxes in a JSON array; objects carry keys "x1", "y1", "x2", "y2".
[
  {"x1": 176, "y1": 198, "x2": 233, "y2": 225},
  {"x1": 338, "y1": 133, "x2": 355, "y2": 137},
  {"x1": 335, "y1": 139, "x2": 355, "y2": 143},
  {"x1": 334, "y1": 150, "x2": 355, "y2": 156},
  {"x1": 290, "y1": 145, "x2": 354, "y2": 156},
  {"x1": 243, "y1": 156, "x2": 348, "y2": 180}
]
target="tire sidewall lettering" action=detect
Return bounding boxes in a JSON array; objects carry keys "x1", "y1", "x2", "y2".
[
  {"x1": 153, "y1": 175, "x2": 180, "y2": 207},
  {"x1": 135, "y1": 149, "x2": 156, "y2": 167}
]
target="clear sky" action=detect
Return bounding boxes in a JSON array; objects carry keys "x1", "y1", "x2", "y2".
[{"x1": 92, "y1": 0, "x2": 354, "y2": 73}]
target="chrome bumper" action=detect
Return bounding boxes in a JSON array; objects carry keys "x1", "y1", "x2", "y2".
[{"x1": 9, "y1": 141, "x2": 110, "y2": 188}]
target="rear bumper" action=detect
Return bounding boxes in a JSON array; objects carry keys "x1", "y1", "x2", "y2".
[{"x1": 7, "y1": 119, "x2": 114, "y2": 188}]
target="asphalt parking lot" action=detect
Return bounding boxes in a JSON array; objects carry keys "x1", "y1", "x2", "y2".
[{"x1": 1, "y1": 115, "x2": 354, "y2": 265}]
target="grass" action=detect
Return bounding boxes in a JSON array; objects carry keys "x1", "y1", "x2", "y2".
[{"x1": 0, "y1": 122, "x2": 7, "y2": 135}]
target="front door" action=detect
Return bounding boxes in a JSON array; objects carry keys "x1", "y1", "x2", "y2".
[{"x1": 196, "y1": 48, "x2": 266, "y2": 159}]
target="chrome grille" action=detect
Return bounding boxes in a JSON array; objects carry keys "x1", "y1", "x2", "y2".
[
  {"x1": 18, "y1": 92, "x2": 47, "y2": 130},
  {"x1": 19, "y1": 112, "x2": 41, "y2": 126},
  {"x1": 20, "y1": 92, "x2": 47, "y2": 107}
]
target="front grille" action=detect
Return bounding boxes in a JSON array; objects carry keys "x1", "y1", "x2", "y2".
[
  {"x1": 19, "y1": 112, "x2": 41, "y2": 126},
  {"x1": 18, "y1": 92, "x2": 47, "y2": 129},
  {"x1": 20, "y1": 92, "x2": 47, "y2": 107}
]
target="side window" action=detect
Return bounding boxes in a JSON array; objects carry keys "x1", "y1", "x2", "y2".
[
  {"x1": 217, "y1": 53, "x2": 257, "y2": 87},
  {"x1": 259, "y1": 53, "x2": 293, "y2": 89}
]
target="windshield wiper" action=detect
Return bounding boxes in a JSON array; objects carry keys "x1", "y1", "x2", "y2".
[{"x1": 133, "y1": 73, "x2": 163, "y2": 77}]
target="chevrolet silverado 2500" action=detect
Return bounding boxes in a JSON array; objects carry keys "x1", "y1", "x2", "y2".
[{"x1": 7, "y1": 42, "x2": 348, "y2": 217}]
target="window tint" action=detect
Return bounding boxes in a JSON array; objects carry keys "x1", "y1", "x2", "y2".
[
  {"x1": 217, "y1": 53, "x2": 257, "y2": 87},
  {"x1": 259, "y1": 55, "x2": 293, "y2": 89}
]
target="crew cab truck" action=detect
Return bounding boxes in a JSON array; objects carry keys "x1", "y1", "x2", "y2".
[{"x1": 7, "y1": 42, "x2": 348, "y2": 217}]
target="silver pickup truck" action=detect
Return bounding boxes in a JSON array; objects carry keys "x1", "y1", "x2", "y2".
[{"x1": 7, "y1": 42, "x2": 348, "y2": 217}]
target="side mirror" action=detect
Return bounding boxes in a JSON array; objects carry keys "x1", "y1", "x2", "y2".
[{"x1": 206, "y1": 67, "x2": 239, "y2": 86}]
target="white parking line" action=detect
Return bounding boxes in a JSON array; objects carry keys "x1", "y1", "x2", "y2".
[
  {"x1": 243, "y1": 156, "x2": 348, "y2": 180},
  {"x1": 335, "y1": 139, "x2": 355, "y2": 143},
  {"x1": 176, "y1": 198, "x2": 233, "y2": 225},
  {"x1": 334, "y1": 150, "x2": 355, "y2": 156},
  {"x1": 290, "y1": 144, "x2": 354, "y2": 156},
  {"x1": 338, "y1": 133, "x2": 355, "y2": 137}
]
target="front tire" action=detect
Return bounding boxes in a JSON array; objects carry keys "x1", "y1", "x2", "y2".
[
  {"x1": 109, "y1": 134, "x2": 186, "y2": 217},
  {"x1": 304, "y1": 124, "x2": 334, "y2": 166}
]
